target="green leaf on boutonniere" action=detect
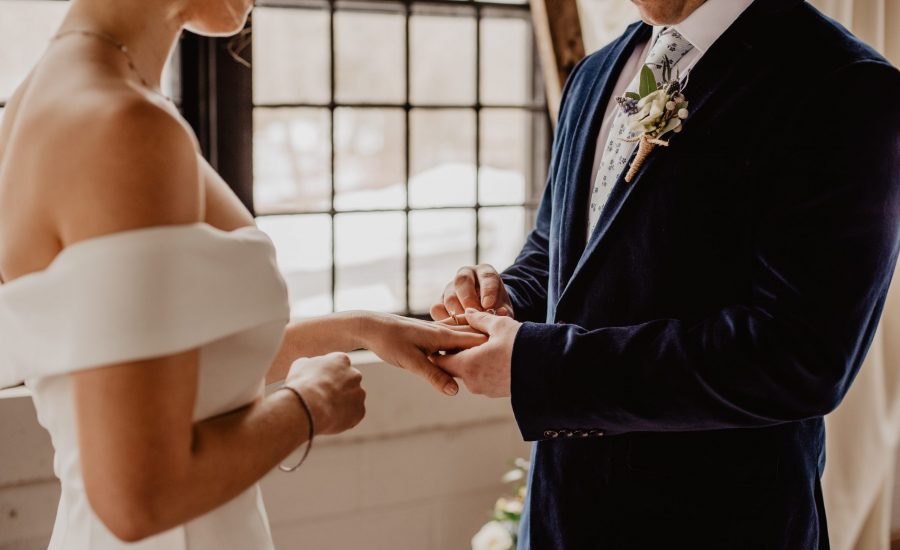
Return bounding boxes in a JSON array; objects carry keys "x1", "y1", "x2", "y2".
[
  {"x1": 639, "y1": 65, "x2": 657, "y2": 98},
  {"x1": 625, "y1": 92, "x2": 641, "y2": 101}
]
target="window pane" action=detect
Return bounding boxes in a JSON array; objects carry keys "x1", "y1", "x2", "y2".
[
  {"x1": 254, "y1": 107, "x2": 331, "y2": 214},
  {"x1": 257, "y1": 214, "x2": 333, "y2": 317},
  {"x1": 335, "y1": 108, "x2": 405, "y2": 211},
  {"x1": 335, "y1": 212, "x2": 406, "y2": 312},
  {"x1": 0, "y1": 1, "x2": 68, "y2": 102},
  {"x1": 410, "y1": 14, "x2": 476, "y2": 105},
  {"x1": 479, "y1": 207, "x2": 526, "y2": 270},
  {"x1": 480, "y1": 16, "x2": 532, "y2": 105},
  {"x1": 335, "y1": 11, "x2": 405, "y2": 104},
  {"x1": 480, "y1": 109, "x2": 531, "y2": 205},
  {"x1": 409, "y1": 209, "x2": 475, "y2": 313},
  {"x1": 253, "y1": 7, "x2": 330, "y2": 105},
  {"x1": 409, "y1": 109, "x2": 475, "y2": 208}
]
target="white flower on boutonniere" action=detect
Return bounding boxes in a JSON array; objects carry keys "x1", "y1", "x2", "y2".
[{"x1": 614, "y1": 57, "x2": 690, "y2": 182}]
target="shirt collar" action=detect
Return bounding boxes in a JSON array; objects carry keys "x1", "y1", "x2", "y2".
[{"x1": 651, "y1": 0, "x2": 755, "y2": 54}]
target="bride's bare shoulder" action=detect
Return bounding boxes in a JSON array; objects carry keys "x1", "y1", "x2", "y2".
[{"x1": 27, "y1": 88, "x2": 203, "y2": 246}]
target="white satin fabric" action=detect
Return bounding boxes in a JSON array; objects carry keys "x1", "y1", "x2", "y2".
[{"x1": 0, "y1": 224, "x2": 290, "y2": 549}]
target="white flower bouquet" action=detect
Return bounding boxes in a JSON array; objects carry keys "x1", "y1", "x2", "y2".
[{"x1": 471, "y1": 458, "x2": 530, "y2": 550}]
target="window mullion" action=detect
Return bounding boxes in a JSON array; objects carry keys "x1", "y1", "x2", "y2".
[{"x1": 403, "y1": 0, "x2": 413, "y2": 316}]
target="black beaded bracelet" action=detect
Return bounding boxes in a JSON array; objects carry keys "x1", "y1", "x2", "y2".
[{"x1": 277, "y1": 386, "x2": 315, "y2": 473}]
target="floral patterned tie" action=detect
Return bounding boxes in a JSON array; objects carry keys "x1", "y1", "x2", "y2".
[{"x1": 587, "y1": 28, "x2": 694, "y2": 236}]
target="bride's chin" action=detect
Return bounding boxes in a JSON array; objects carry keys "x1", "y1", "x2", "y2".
[
  {"x1": 184, "y1": 3, "x2": 253, "y2": 37},
  {"x1": 184, "y1": 18, "x2": 248, "y2": 37}
]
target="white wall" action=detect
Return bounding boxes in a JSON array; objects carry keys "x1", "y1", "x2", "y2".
[{"x1": 0, "y1": 354, "x2": 530, "y2": 550}]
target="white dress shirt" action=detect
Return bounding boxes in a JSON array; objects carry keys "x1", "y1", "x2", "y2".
[{"x1": 588, "y1": 0, "x2": 755, "y2": 188}]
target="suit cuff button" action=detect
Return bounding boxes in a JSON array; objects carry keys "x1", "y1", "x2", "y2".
[
  {"x1": 589, "y1": 430, "x2": 605, "y2": 437},
  {"x1": 561, "y1": 430, "x2": 574, "y2": 438},
  {"x1": 544, "y1": 430, "x2": 559, "y2": 438}
]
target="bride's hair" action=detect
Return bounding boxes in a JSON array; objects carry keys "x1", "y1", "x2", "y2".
[{"x1": 226, "y1": 23, "x2": 252, "y2": 69}]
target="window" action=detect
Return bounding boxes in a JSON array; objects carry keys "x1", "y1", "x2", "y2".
[{"x1": 251, "y1": 0, "x2": 550, "y2": 317}]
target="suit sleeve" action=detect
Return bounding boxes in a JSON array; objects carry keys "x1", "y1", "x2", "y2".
[
  {"x1": 510, "y1": 61, "x2": 900, "y2": 440},
  {"x1": 501, "y1": 180, "x2": 552, "y2": 323},
  {"x1": 500, "y1": 55, "x2": 592, "y2": 323}
]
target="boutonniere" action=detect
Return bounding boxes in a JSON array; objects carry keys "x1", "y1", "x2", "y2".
[{"x1": 615, "y1": 58, "x2": 689, "y2": 182}]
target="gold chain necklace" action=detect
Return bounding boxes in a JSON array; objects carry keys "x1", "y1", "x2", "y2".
[{"x1": 51, "y1": 29, "x2": 173, "y2": 103}]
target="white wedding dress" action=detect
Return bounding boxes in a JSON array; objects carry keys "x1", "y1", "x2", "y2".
[{"x1": 0, "y1": 223, "x2": 291, "y2": 549}]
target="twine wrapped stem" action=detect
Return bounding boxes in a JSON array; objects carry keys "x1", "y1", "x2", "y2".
[{"x1": 624, "y1": 134, "x2": 669, "y2": 183}]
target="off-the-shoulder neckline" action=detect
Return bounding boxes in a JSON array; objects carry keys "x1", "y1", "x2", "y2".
[{"x1": 0, "y1": 223, "x2": 264, "y2": 289}]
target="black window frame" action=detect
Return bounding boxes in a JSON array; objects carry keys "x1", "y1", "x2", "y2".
[{"x1": 239, "y1": 0, "x2": 552, "y2": 318}]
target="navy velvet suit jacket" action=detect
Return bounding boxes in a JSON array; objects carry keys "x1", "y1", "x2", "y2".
[{"x1": 502, "y1": 1, "x2": 900, "y2": 548}]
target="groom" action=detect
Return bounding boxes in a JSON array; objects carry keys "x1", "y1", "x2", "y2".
[{"x1": 432, "y1": 0, "x2": 900, "y2": 548}]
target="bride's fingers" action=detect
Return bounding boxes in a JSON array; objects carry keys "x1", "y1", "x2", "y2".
[
  {"x1": 440, "y1": 324, "x2": 482, "y2": 335},
  {"x1": 436, "y1": 316, "x2": 457, "y2": 326},
  {"x1": 436, "y1": 313, "x2": 470, "y2": 327},
  {"x1": 430, "y1": 302, "x2": 450, "y2": 321},
  {"x1": 405, "y1": 354, "x2": 459, "y2": 396}
]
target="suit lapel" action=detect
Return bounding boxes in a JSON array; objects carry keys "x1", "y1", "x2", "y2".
[
  {"x1": 557, "y1": 0, "x2": 784, "y2": 310},
  {"x1": 556, "y1": 23, "x2": 652, "y2": 286}
]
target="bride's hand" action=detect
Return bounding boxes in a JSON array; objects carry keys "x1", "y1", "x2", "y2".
[
  {"x1": 286, "y1": 352, "x2": 366, "y2": 436},
  {"x1": 358, "y1": 313, "x2": 488, "y2": 396}
]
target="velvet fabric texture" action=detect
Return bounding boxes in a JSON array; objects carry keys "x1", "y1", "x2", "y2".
[{"x1": 501, "y1": 0, "x2": 900, "y2": 548}]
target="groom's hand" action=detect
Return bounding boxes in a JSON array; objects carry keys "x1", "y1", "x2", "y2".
[
  {"x1": 430, "y1": 264, "x2": 515, "y2": 322},
  {"x1": 432, "y1": 309, "x2": 521, "y2": 398}
]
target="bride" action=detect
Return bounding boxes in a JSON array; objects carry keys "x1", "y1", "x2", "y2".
[{"x1": 0, "y1": 0, "x2": 486, "y2": 547}]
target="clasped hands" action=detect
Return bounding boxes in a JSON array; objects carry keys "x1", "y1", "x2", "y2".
[
  {"x1": 346, "y1": 264, "x2": 520, "y2": 398},
  {"x1": 428, "y1": 264, "x2": 521, "y2": 398},
  {"x1": 283, "y1": 263, "x2": 519, "y2": 431}
]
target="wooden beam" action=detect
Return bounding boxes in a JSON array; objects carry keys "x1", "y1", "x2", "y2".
[{"x1": 531, "y1": 0, "x2": 586, "y2": 124}]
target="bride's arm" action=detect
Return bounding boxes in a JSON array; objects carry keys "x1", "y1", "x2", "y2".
[
  {"x1": 266, "y1": 313, "x2": 486, "y2": 395},
  {"x1": 46, "y1": 99, "x2": 363, "y2": 542},
  {"x1": 73, "y1": 350, "x2": 363, "y2": 542}
]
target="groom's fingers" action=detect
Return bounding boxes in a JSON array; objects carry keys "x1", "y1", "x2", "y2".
[
  {"x1": 442, "y1": 282, "x2": 465, "y2": 316},
  {"x1": 464, "y1": 308, "x2": 501, "y2": 334},
  {"x1": 453, "y1": 267, "x2": 483, "y2": 310},
  {"x1": 408, "y1": 354, "x2": 459, "y2": 396},
  {"x1": 475, "y1": 265, "x2": 501, "y2": 309}
]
